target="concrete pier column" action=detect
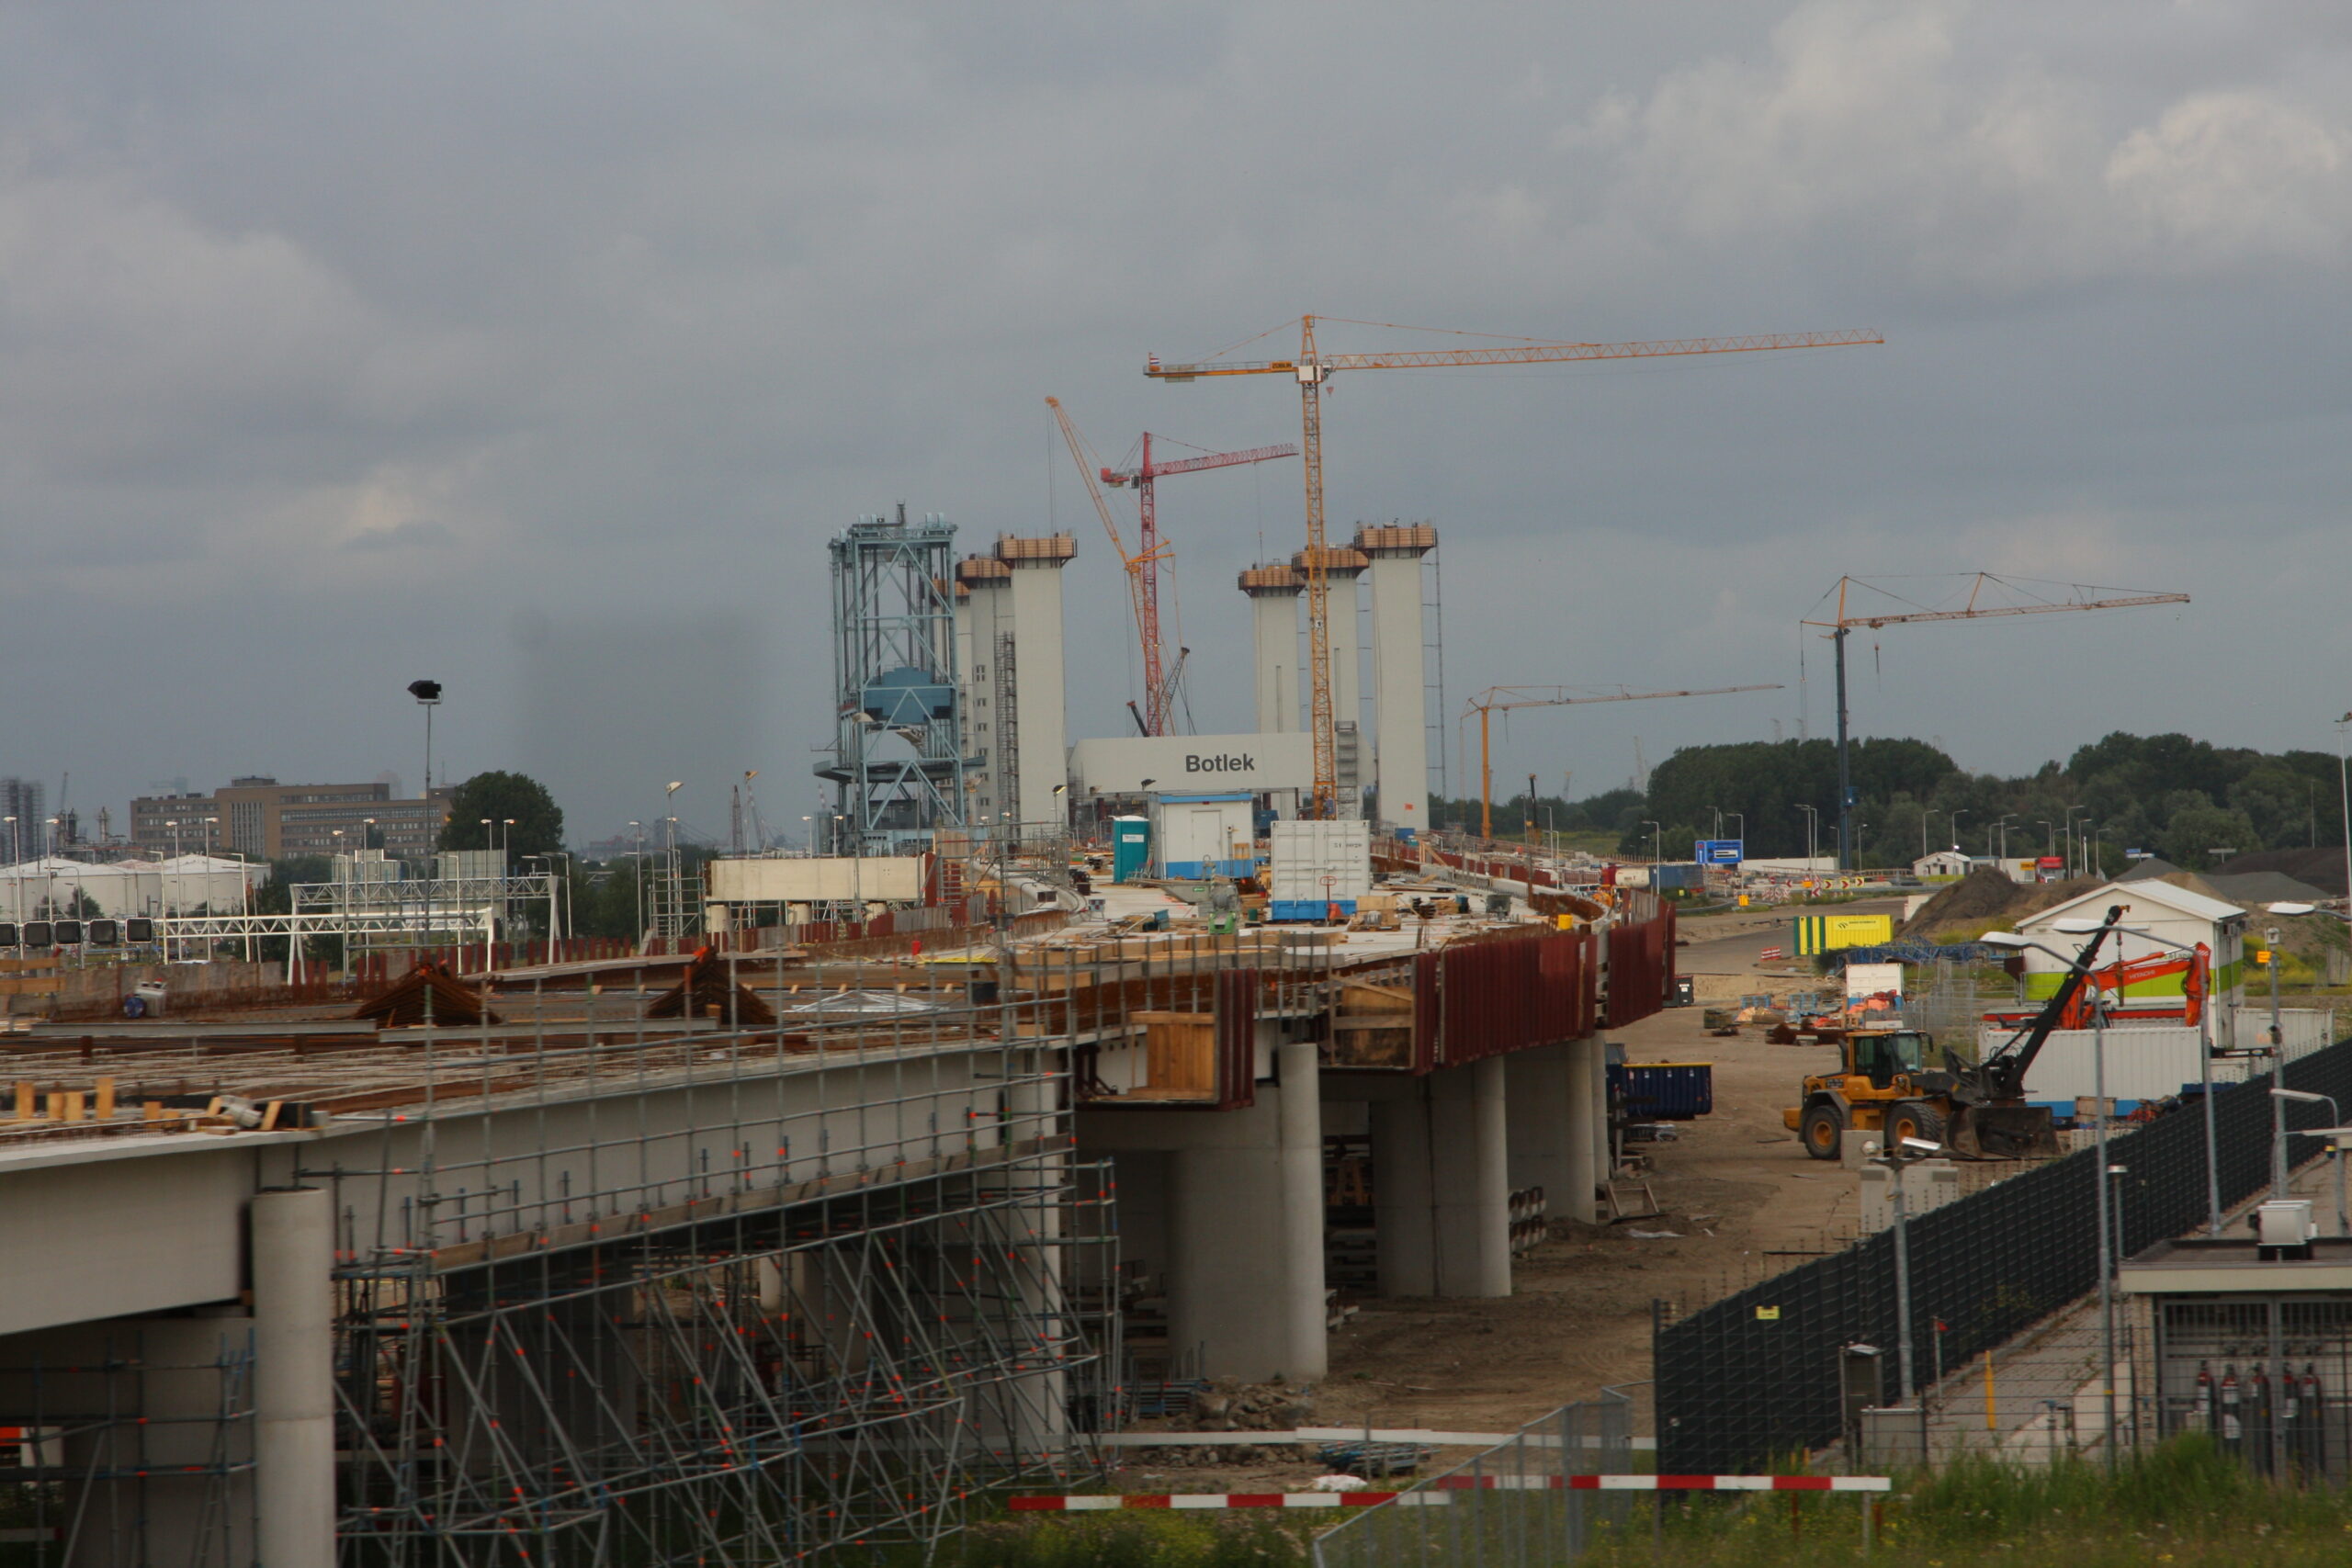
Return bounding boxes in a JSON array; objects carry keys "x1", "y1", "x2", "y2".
[
  {"x1": 1164, "y1": 1048, "x2": 1326, "y2": 1381},
  {"x1": 1306, "y1": 553, "x2": 1368, "y2": 742},
  {"x1": 1000, "y1": 536, "x2": 1077, "y2": 838},
  {"x1": 956, "y1": 556, "x2": 1014, "y2": 820},
  {"x1": 1563, "y1": 1037, "x2": 1602, "y2": 1224},
  {"x1": 1241, "y1": 565, "x2": 1305, "y2": 735},
  {"x1": 1506, "y1": 1043, "x2": 1577, "y2": 1223},
  {"x1": 1589, "y1": 1040, "x2": 1613, "y2": 1197},
  {"x1": 1370, "y1": 1090, "x2": 1436, "y2": 1297},
  {"x1": 1274, "y1": 1040, "x2": 1327, "y2": 1370},
  {"x1": 1001, "y1": 1070, "x2": 1069, "y2": 1460},
  {"x1": 251, "y1": 1188, "x2": 336, "y2": 1568},
  {"x1": 1429, "y1": 1059, "x2": 1511, "y2": 1297},
  {"x1": 1356, "y1": 525, "x2": 1437, "y2": 833}
]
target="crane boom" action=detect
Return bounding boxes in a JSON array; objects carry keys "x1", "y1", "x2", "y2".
[
  {"x1": 1148, "y1": 327, "x2": 1884, "y2": 378},
  {"x1": 1046, "y1": 397, "x2": 1165, "y2": 734},
  {"x1": 1102, "y1": 440, "x2": 1297, "y2": 484},
  {"x1": 1101, "y1": 434, "x2": 1297, "y2": 735},
  {"x1": 1150, "y1": 316, "x2": 1882, "y2": 818},
  {"x1": 1464, "y1": 682, "x2": 1781, "y2": 840},
  {"x1": 1800, "y1": 575, "x2": 2192, "y2": 870}
]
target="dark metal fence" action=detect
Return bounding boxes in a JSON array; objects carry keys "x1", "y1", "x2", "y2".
[{"x1": 1657, "y1": 1032, "x2": 2352, "y2": 1475}]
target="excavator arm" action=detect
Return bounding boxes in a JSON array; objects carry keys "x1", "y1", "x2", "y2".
[
  {"x1": 1969, "y1": 905, "x2": 2126, "y2": 1102},
  {"x1": 2056, "y1": 945, "x2": 2209, "y2": 1027}
]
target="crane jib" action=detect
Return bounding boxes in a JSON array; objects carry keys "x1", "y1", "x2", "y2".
[{"x1": 1148, "y1": 318, "x2": 1881, "y2": 818}]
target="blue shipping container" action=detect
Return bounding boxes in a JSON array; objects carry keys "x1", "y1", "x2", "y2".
[
  {"x1": 1270, "y1": 897, "x2": 1357, "y2": 922},
  {"x1": 1608, "y1": 1062, "x2": 1714, "y2": 1121}
]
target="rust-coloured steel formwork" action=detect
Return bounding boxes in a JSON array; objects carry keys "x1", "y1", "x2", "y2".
[
  {"x1": 1214, "y1": 968, "x2": 1260, "y2": 1110},
  {"x1": 1431, "y1": 928, "x2": 1598, "y2": 1066},
  {"x1": 1602, "y1": 895, "x2": 1675, "y2": 1029}
]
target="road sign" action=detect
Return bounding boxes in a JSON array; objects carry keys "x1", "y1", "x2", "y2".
[{"x1": 1696, "y1": 839, "x2": 1743, "y2": 867}]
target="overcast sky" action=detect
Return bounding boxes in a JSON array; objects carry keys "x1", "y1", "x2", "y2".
[{"x1": 5, "y1": 3, "x2": 2348, "y2": 846}]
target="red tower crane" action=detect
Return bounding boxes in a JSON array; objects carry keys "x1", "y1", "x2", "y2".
[{"x1": 1101, "y1": 434, "x2": 1297, "y2": 736}]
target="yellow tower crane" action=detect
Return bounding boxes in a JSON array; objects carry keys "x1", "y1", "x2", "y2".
[{"x1": 1147, "y1": 317, "x2": 1882, "y2": 818}]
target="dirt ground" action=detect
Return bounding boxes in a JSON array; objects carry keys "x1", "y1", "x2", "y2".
[{"x1": 1110, "y1": 901, "x2": 1894, "y2": 1492}]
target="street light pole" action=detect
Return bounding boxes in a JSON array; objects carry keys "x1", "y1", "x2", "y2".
[
  {"x1": 1641, "y1": 820, "x2": 1660, "y2": 874},
  {"x1": 2272, "y1": 1089, "x2": 2347, "y2": 1236},
  {"x1": 2267, "y1": 924, "x2": 2288, "y2": 1199},
  {"x1": 2091, "y1": 987, "x2": 2118, "y2": 1463}
]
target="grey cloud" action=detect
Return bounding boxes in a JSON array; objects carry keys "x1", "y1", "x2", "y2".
[
  {"x1": 342, "y1": 519, "x2": 455, "y2": 552},
  {"x1": 0, "y1": 2, "x2": 2345, "y2": 836}
]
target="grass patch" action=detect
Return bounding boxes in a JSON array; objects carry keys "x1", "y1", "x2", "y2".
[
  {"x1": 944, "y1": 1511, "x2": 1310, "y2": 1566},
  {"x1": 1575, "y1": 1438, "x2": 2352, "y2": 1567}
]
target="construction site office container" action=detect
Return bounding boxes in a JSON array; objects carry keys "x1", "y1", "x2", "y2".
[
  {"x1": 1111, "y1": 817, "x2": 1151, "y2": 883},
  {"x1": 1149, "y1": 793, "x2": 1255, "y2": 880},
  {"x1": 1989, "y1": 1007, "x2": 2338, "y2": 1112},
  {"x1": 1267, "y1": 818, "x2": 1372, "y2": 921}
]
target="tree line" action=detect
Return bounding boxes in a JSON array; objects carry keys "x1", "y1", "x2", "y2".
[{"x1": 1442, "y1": 731, "x2": 2346, "y2": 874}]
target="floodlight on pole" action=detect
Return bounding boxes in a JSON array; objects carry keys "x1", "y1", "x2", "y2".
[{"x1": 407, "y1": 679, "x2": 443, "y2": 802}]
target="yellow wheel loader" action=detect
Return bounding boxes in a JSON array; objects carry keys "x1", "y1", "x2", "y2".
[{"x1": 1782, "y1": 905, "x2": 2129, "y2": 1161}]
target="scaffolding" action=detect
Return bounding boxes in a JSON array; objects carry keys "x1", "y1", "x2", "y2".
[
  {"x1": 818, "y1": 508, "x2": 978, "y2": 854},
  {"x1": 0, "y1": 953, "x2": 1136, "y2": 1565},
  {"x1": 0, "y1": 904, "x2": 1650, "y2": 1564}
]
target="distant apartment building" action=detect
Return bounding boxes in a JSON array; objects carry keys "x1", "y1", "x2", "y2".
[
  {"x1": 0, "y1": 778, "x2": 46, "y2": 861},
  {"x1": 130, "y1": 778, "x2": 451, "y2": 862}
]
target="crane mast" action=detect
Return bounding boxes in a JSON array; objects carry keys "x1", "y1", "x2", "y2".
[
  {"x1": 1803, "y1": 575, "x2": 2191, "y2": 871},
  {"x1": 1102, "y1": 434, "x2": 1296, "y2": 736},
  {"x1": 1149, "y1": 317, "x2": 1882, "y2": 818}
]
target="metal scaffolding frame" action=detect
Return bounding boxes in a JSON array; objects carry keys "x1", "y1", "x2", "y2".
[
  {"x1": 816, "y1": 510, "x2": 978, "y2": 854},
  {"x1": 0, "y1": 900, "x2": 1671, "y2": 1565},
  {"x1": 0, "y1": 965, "x2": 1127, "y2": 1565},
  {"x1": 0, "y1": 1325, "x2": 260, "y2": 1563}
]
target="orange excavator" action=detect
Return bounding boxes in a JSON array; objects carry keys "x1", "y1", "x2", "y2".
[{"x1": 1980, "y1": 944, "x2": 2210, "y2": 1031}]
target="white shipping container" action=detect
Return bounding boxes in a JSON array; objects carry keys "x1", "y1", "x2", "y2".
[
  {"x1": 707, "y1": 855, "x2": 926, "y2": 904},
  {"x1": 1268, "y1": 819, "x2": 1373, "y2": 904},
  {"x1": 1984, "y1": 1006, "x2": 2336, "y2": 1108},
  {"x1": 1149, "y1": 794, "x2": 1256, "y2": 877}
]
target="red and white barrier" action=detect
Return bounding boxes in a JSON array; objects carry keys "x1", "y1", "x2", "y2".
[{"x1": 1012, "y1": 1475, "x2": 1890, "y2": 1511}]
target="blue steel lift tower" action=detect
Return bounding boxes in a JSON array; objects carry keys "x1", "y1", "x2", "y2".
[{"x1": 817, "y1": 507, "x2": 978, "y2": 852}]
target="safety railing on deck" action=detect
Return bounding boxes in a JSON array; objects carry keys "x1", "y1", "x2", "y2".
[{"x1": 1311, "y1": 1393, "x2": 1635, "y2": 1568}]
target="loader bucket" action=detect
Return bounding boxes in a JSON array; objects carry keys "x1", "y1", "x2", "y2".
[{"x1": 1958, "y1": 1104, "x2": 2060, "y2": 1160}]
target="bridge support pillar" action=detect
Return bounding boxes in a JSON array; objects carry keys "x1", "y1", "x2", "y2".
[{"x1": 253, "y1": 1187, "x2": 335, "y2": 1568}]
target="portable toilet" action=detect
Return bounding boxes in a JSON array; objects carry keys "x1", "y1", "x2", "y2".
[{"x1": 1111, "y1": 816, "x2": 1151, "y2": 883}]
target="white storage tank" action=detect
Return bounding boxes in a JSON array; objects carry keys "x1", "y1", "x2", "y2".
[
  {"x1": 1268, "y1": 818, "x2": 1372, "y2": 921},
  {"x1": 1148, "y1": 793, "x2": 1256, "y2": 880}
]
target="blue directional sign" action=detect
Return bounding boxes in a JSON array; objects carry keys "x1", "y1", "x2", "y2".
[{"x1": 1696, "y1": 839, "x2": 1744, "y2": 867}]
